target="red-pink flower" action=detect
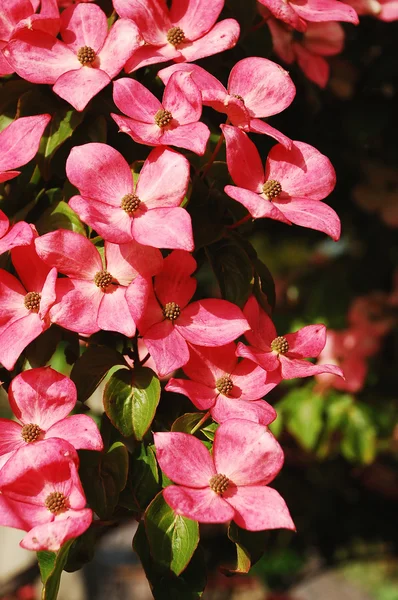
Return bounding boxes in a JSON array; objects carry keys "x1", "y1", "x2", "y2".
[
  {"x1": 267, "y1": 18, "x2": 345, "y2": 88},
  {"x1": 166, "y1": 343, "x2": 279, "y2": 425},
  {"x1": 113, "y1": 0, "x2": 240, "y2": 73},
  {"x1": 0, "y1": 367, "x2": 103, "y2": 469},
  {"x1": 222, "y1": 124, "x2": 341, "y2": 240},
  {"x1": 345, "y1": 0, "x2": 398, "y2": 20},
  {"x1": 67, "y1": 144, "x2": 193, "y2": 250},
  {"x1": 158, "y1": 58, "x2": 295, "y2": 147},
  {"x1": 236, "y1": 296, "x2": 344, "y2": 380},
  {"x1": 112, "y1": 72, "x2": 210, "y2": 155},
  {"x1": 0, "y1": 439, "x2": 92, "y2": 551},
  {"x1": 35, "y1": 230, "x2": 162, "y2": 337},
  {"x1": 0, "y1": 242, "x2": 57, "y2": 371},
  {"x1": 258, "y1": 0, "x2": 358, "y2": 32},
  {"x1": 0, "y1": 210, "x2": 34, "y2": 255},
  {"x1": 0, "y1": 115, "x2": 51, "y2": 183},
  {"x1": 4, "y1": 3, "x2": 141, "y2": 111},
  {"x1": 126, "y1": 251, "x2": 250, "y2": 377},
  {"x1": 154, "y1": 419, "x2": 295, "y2": 531}
]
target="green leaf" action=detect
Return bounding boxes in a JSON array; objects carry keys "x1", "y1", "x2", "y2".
[
  {"x1": 206, "y1": 239, "x2": 253, "y2": 307},
  {"x1": 341, "y1": 403, "x2": 377, "y2": 464},
  {"x1": 36, "y1": 198, "x2": 86, "y2": 235},
  {"x1": 37, "y1": 539, "x2": 74, "y2": 600},
  {"x1": 201, "y1": 422, "x2": 218, "y2": 441},
  {"x1": 103, "y1": 367, "x2": 160, "y2": 440},
  {"x1": 64, "y1": 530, "x2": 96, "y2": 573},
  {"x1": 70, "y1": 346, "x2": 126, "y2": 403},
  {"x1": 221, "y1": 522, "x2": 268, "y2": 575},
  {"x1": 120, "y1": 443, "x2": 160, "y2": 512},
  {"x1": 38, "y1": 108, "x2": 84, "y2": 180},
  {"x1": 284, "y1": 388, "x2": 325, "y2": 451},
  {"x1": 145, "y1": 492, "x2": 199, "y2": 576},
  {"x1": 316, "y1": 393, "x2": 354, "y2": 459},
  {"x1": 171, "y1": 412, "x2": 206, "y2": 433}
]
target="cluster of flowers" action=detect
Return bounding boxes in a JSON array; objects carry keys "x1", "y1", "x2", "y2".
[{"x1": 0, "y1": 0, "x2": 354, "y2": 553}]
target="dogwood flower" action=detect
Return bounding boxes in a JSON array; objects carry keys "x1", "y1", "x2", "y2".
[
  {"x1": 126, "y1": 251, "x2": 250, "y2": 377},
  {"x1": 155, "y1": 419, "x2": 295, "y2": 531},
  {"x1": 257, "y1": 0, "x2": 358, "y2": 32},
  {"x1": 236, "y1": 296, "x2": 344, "y2": 380},
  {"x1": 0, "y1": 367, "x2": 103, "y2": 469},
  {"x1": 67, "y1": 144, "x2": 193, "y2": 250},
  {"x1": 345, "y1": 0, "x2": 398, "y2": 20},
  {"x1": 0, "y1": 439, "x2": 92, "y2": 551},
  {"x1": 166, "y1": 343, "x2": 279, "y2": 425},
  {"x1": 222, "y1": 125, "x2": 341, "y2": 240},
  {"x1": 112, "y1": 72, "x2": 210, "y2": 155},
  {"x1": 0, "y1": 211, "x2": 34, "y2": 255},
  {"x1": 4, "y1": 3, "x2": 141, "y2": 111},
  {"x1": 113, "y1": 0, "x2": 240, "y2": 73}
]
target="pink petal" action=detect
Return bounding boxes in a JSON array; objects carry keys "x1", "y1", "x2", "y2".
[
  {"x1": 242, "y1": 296, "x2": 276, "y2": 348},
  {"x1": 20, "y1": 509, "x2": 93, "y2": 551},
  {"x1": 111, "y1": 114, "x2": 162, "y2": 146},
  {"x1": 154, "y1": 250, "x2": 197, "y2": 309},
  {"x1": 46, "y1": 415, "x2": 103, "y2": 451},
  {"x1": 213, "y1": 419, "x2": 284, "y2": 485},
  {"x1": 231, "y1": 359, "x2": 276, "y2": 400},
  {"x1": 0, "y1": 115, "x2": 51, "y2": 173},
  {"x1": 98, "y1": 285, "x2": 136, "y2": 337},
  {"x1": 113, "y1": 77, "x2": 161, "y2": 122},
  {"x1": 11, "y1": 241, "x2": 51, "y2": 295},
  {"x1": 248, "y1": 118, "x2": 293, "y2": 149},
  {"x1": 0, "y1": 211, "x2": 9, "y2": 238},
  {"x1": 163, "y1": 485, "x2": 234, "y2": 523},
  {"x1": 380, "y1": 1, "x2": 398, "y2": 21},
  {"x1": 105, "y1": 240, "x2": 163, "y2": 284},
  {"x1": 4, "y1": 30, "x2": 79, "y2": 84},
  {"x1": 97, "y1": 18, "x2": 141, "y2": 79},
  {"x1": 158, "y1": 63, "x2": 227, "y2": 103},
  {"x1": 50, "y1": 278, "x2": 102, "y2": 335},
  {"x1": 0, "y1": 171, "x2": 21, "y2": 184},
  {"x1": 0, "y1": 419, "x2": 24, "y2": 458},
  {"x1": 294, "y1": 47, "x2": 330, "y2": 89},
  {"x1": 144, "y1": 320, "x2": 190, "y2": 376},
  {"x1": 68, "y1": 196, "x2": 133, "y2": 244},
  {"x1": 224, "y1": 185, "x2": 289, "y2": 222},
  {"x1": 163, "y1": 71, "x2": 202, "y2": 124},
  {"x1": 154, "y1": 431, "x2": 215, "y2": 487},
  {"x1": 236, "y1": 342, "x2": 280, "y2": 372},
  {"x1": 177, "y1": 299, "x2": 250, "y2": 346},
  {"x1": 53, "y1": 67, "x2": 111, "y2": 112},
  {"x1": 136, "y1": 147, "x2": 190, "y2": 208},
  {"x1": 0, "y1": 269, "x2": 27, "y2": 330},
  {"x1": 302, "y1": 22, "x2": 344, "y2": 56},
  {"x1": 38, "y1": 267, "x2": 57, "y2": 320},
  {"x1": 169, "y1": 0, "x2": 224, "y2": 39},
  {"x1": 35, "y1": 230, "x2": 102, "y2": 280},
  {"x1": 165, "y1": 378, "x2": 217, "y2": 410},
  {"x1": 126, "y1": 276, "x2": 163, "y2": 334},
  {"x1": 265, "y1": 141, "x2": 336, "y2": 201},
  {"x1": 228, "y1": 57, "x2": 296, "y2": 118},
  {"x1": 273, "y1": 198, "x2": 341, "y2": 240},
  {"x1": 66, "y1": 143, "x2": 133, "y2": 207},
  {"x1": 284, "y1": 324, "x2": 327, "y2": 358},
  {"x1": 124, "y1": 43, "x2": 180, "y2": 74},
  {"x1": 293, "y1": 0, "x2": 359, "y2": 24},
  {"x1": 225, "y1": 485, "x2": 295, "y2": 531},
  {"x1": 113, "y1": 0, "x2": 169, "y2": 44},
  {"x1": 0, "y1": 221, "x2": 35, "y2": 255},
  {"x1": 279, "y1": 356, "x2": 344, "y2": 379},
  {"x1": 9, "y1": 367, "x2": 77, "y2": 429},
  {"x1": 211, "y1": 396, "x2": 277, "y2": 425},
  {"x1": 177, "y1": 19, "x2": 240, "y2": 63},
  {"x1": 258, "y1": 0, "x2": 306, "y2": 30},
  {"x1": 0, "y1": 494, "x2": 49, "y2": 530},
  {"x1": 60, "y1": 3, "x2": 108, "y2": 53},
  {"x1": 0, "y1": 0, "x2": 34, "y2": 40},
  {"x1": 160, "y1": 121, "x2": 210, "y2": 155},
  {"x1": 132, "y1": 207, "x2": 194, "y2": 251},
  {"x1": 221, "y1": 125, "x2": 264, "y2": 193},
  {"x1": 0, "y1": 45, "x2": 14, "y2": 77},
  {"x1": 0, "y1": 313, "x2": 46, "y2": 370},
  {"x1": 183, "y1": 343, "x2": 238, "y2": 388}
]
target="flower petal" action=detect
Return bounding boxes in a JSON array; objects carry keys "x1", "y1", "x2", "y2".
[
  {"x1": 111, "y1": 114, "x2": 162, "y2": 146},
  {"x1": 293, "y1": 0, "x2": 359, "y2": 24},
  {"x1": 124, "y1": 43, "x2": 180, "y2": 74},
  {"x1": 273, "y1": 198, "x2": 341, "y2": 240},
  {"x1": 154, "y1": 250, "x2": 197, "y2": 309},
  {"x1": 0, "y1": 419, "x2": 24, "y2": 459},
  {"x1": 165, "y1": 378, "x2": 217, "y2": 410},
  {"x1": 177, "y1": 19, "x2": 240, "y2": 63},
  {"x1": 113, "y1": 0, "x2": 169, "y2": 44},
  {"x1": 225, "y1": 485, "x2": 295, "y2": 531},
  {"x1": 50, "y1": 278, "x2": 101, "y2": 335},
  {"x1": 46, "y1": 415, "x2": 103, "y2": 451},
  {"x1": 224, "y1": 185, "x2": 289, "y2": 222},
  {"x1": 60, "y1": 3, "x2": 108, "y2": 53},
  {"x1": 248, "y1": 118, "x2": 293, "y2": 149},
  {"x1": 68, "y1": 196, "x2": 133, "y2": 244},
  {"x1": 20, "y1": 509, "x2": 93, "y2": 551},
  {"x1": 0, "y1": 115, "x2": 51, "y2": 173},
  {"x1": 158, "y1": 63, "x2": 227, "y2": 103},
  {"x1": 0, "y1": 314, "x2": 46, "y2": 370},
  {"x1": 161, "y1": 121, "x2": 210, "y2": 155},
  {"x1": 284, "y1": 324, "x2": 327, "y2": 358},
  {"x1": 183, "y1": 343, "x2": 238, "y2": 387},
  {"x1": 236, "y1": 342, "x2": 280, "y2": 372},
  {"x1": 0, "y1": 221, "x2": 35, "y2": 255},
  {"x1": 53, "y1": 67, "x2": 111, "y2": 112},
  {"x1": 170, "y1": 0, "x2": 224, "y2": 39},
  {"x1": 97, "y1": 18, "x2": 141, "y2": 79},
  {"x1": 113, "y1": 77, "x2": 161, "y2": 122},
  {"x1": 242, "y1": 296, "x2": 276, "y2": 349},
  {"x1": 163, "y1": 71, "x2": 202, "y2": 124},
  {"x1": 132, "y1": 207, "x2": 194, "y2": 251},
  {"x1": 211, "y1": 396, "x2": 277, "y2": 425},
  {"x1": 222, "y1": 124, "x2": 265, "y2": 192},
  {"x1": 98, "y1": 285, "x2": 136, "y2": 337},
  {"x1": 279, "y1": 356, "x2": 344, "y2": 379},
  {"x1": 231, "y1": 359, "x2": 278, "y2": 400},
  {"x1": 163, "y1": 485, "x2": 234, "y2": 523},
  {"x1": 126, "y1": 276, "x2": 163, "y2": 333},
  {"x1": 144, "y1": 320, "x2": 190, "y2": 376},
  {"x1": 105, "y1": 240, "x2": 162, "y2": 284}
]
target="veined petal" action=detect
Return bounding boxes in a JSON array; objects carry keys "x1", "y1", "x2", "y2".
[
  {"x1": 279, "y1": 355, "x2": 344, "y2": 379},
  {"x1": 221, "y1": 125, "x2": 264, "y2": 193},
  {"x1": 231, "y1": 359, "x2": 276, "y2": 400},
  {"x1": 113, "y1": 78, "x2": 161, "y2": 122},
  {"x1": 163, "y1": 71, "x2": 202, "y2": 124},
  {"x1": 12, "y1": 242, "x2": 51, "y2": 295},
  {"x1": 183, "y1": 343, "x2": 238, "y2": 387},
  {"x1": 0, "y1": 221, "x2": 35, "y2": 255},
  {"x1": 177, "y1": 19, "x2": 240, "y2": 63},
  {"x1": 98, "y1": 285, "x2": 136, "y2": 337},
  {"x1": 0, "y1": 270, "x2": 27, "y2": 330},
  {"x1": 98, "y1": 18, "x2": 141, "y2": 79},
  {"x1": 38, "y1": 267, "x2": 57, "y2": 320},
  {"x1": 273, "y1": 198, "x2": 341, "y2": 240},
  {"x1": 105, "y1": 240, "x2": 162, "y2": 284},
  {"x1": 68, "y1": 196, "x2": 133, "y2": 244},
  {"x1": 236, "y1": 342, "x2": 280, "y2": 372},
  {"x1": 0, "y1": 0, "x2": 34, "y2": 40},
  {"x1": 124, "y1": 43, "x2": 180, "y2": 74},
  {"x1": 0, "y1": 313, "x2": 46, "y2": 370},
  {"x1": 292, "y1": 0, "x2": 359, "y2": 24},
  {"x1": 211, "y1": 397, "x2": 277, "y2": 426},
  {"x1": 60, "y1": 3, "x2": 108, "y2": 53},
  {"x1": 113, "y1": 0, "x2": 169, "y2": 44},
  {"x1": 144, "y1": 320, "x2": 190, "y2": 376},
  {"x1": 163, "y1": 485, "x2": 234, "y2": 523},
  {"x1": 0, "y1": 420, "x2": 24, "y2": 459},
  {"x1": 165, "y1": 378, "x2": 217, "y2": 410},
  {"x1": 248, "y1": 118, "x2": 293, "y2": 149},
  {"x1": 50, "y1": 278, "x2": 102, "y2": 335},
  {"x1": 0, "y1": 115, "x2": 51, "y2": 173},
  {"x1": 46, "y1": 415, "x2": 103, "y2": 451},
  {"x1": 284, "y1": 324, "x2": 327, "y2": 358},
  {"x1": 132, "y1": 207, "x2": 194, "y2": 251},
  {"x1": 53, "y1": 67, "x2": 111, "y2": 112},
  {"x1": 242, "y1": 296, "x2": 277, "y2": 348},
  {"x1": 170, "y1": 0, "x2": 224, "y2": 39},
  {"x1": 20, "y1": 509, "x2": 92, "y2": 551},
  {"x1": 158, "y1": 63, "x2": 227, "y2": 103},
  {"x1": 111, "y1": 113, "x2": 163, "y2": 146},
  {"x1": 224, "y1": 185, "x2": 289, "y2": 222},
  {"x1": 160, "y1": 121, "x2": 210, "y2": 155},
  {"x1": 126, "y1": 276, "x2": 163, "y2": 333},
  {"x1": 136, "y1": 147, "x2": 190, "y2": 208},
  {"x1": 225, "y1": 485, "x2": 295, "y2": 531},
  {"x1": 154, "y1": 250, "x2": 196, "y2": 309}
]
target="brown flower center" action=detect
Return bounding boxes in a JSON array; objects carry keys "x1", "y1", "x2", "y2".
[
  {"x1": 166, "y1": 26, "x2": 186, "y2": 47},
  {"x1": 94, "y1": 270, "x2": 113, "y2": 290},
  {"x1": 154, "y1": 109, "x2": 173, "y2": 128},
  {"x1": 262, "y1": 179, "x2": 282, "y2": 199},
  {"x1": 21, "y1": 423, "x2": 42, "y2": 443},
  {"x1": 215, "y1": 375, "x2": 234, "y2": 396},
  {"x1": 77, "y1": 46, "x2": 96, "y2": 65},
  {"x1": 270, "y1": 336, "x2": 289, "y2": 354},
  {"x1": 24, "y1": 291, "x2": 41, "y2": 312},
  {"x1": 45, "y1": 491, "x2": 68, "y2": 514},
  {"x1": 163, "y1": 302, "x2": 181, "y2": 321},
  {"x1": 209, "y1": 474, "x2": 230, "y2": 495},
  {"x1": 121, "y1": 193, "x2": 141, "y2": 214}
]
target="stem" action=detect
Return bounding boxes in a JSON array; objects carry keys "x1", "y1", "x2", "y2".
[
  {"x1": 140, "y1": 352, "x2": 151, "y2": 367},
  {"x1": 227, "y1": 214, "x2": 252, "y2": 230},
  {"x1": 200, "y1": 132, "x2": 225, "y2": 180},
  {"x1": 190, "y1": 411, "x2": 211, "y2": 435}
]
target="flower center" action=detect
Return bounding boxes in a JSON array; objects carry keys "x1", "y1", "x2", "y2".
[
  {"x1": 94, "y1": 270, "x2": 113, "y2": 290},
  {"x1": 21, "y1": 423, "x2": 42, "y2": 443},
  {"x1": 44, "y1": 491, "x2": 68, "y2": 515},
  {"x1": 215, "y1": 375, "x2": 234, "y2": 396},
  {"x1": 163, "y1": 302, "x2": 181, "y2": 321},
  {"x1": 154, "y1": 109, "x2": 173, "y2": 128},
  {"x1": 121, "y1": 192, "x2": 141, "y2": 214},
  {"x1": 270, "y1": 336, "x2": 289, "y2": 354},
  {"x1": 166, "y1": 26, "x2": 186, "y2": 47},
  {"x1": 24, "y1": 291, "x2": 41, "y2": 312},
  {"x1": 77, "y1": 46, "x2": 96, "y2": 65},
  {"x1": 209, "y1": 474, "x2": 230, "y2": 495},
  {"x1": 262, "y1": 179, "x2": 282, "y2": 199}
]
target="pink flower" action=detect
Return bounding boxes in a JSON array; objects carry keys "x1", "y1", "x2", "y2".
[
  {"x1": 4, "y1": 3, "x2": 141, "y2": 111},
  {"x1": 166, "y1": 343, "x2": 279, "y2": 425},
  {"x1": 126, "y1": 251, "x2": 250, "y2": 377},
  {"x1": 0, "y1": 438, "x2": 92, "y2": 551},
  {"x1": 258, "y1": 0, "x2": 358, "y2": 32},
  {"x1": 222, "y1": 124, "x2": 341, "y2": 241},
  {"x1": 154, "y1": 419, "x2": 295, "y2": 531},
  {"x1": 236, "y1": 296, "x2": 344, "y2": 380},
  {"x1": 0, "y1": 242, "x2": 57, "y2": 371},
  {"x1": 158, "y1": 58, "x2": 295, "y2": 147},
  {"x1": 0, "y1": 210, "x2": 34, "y2": 255},
  {"x1": 345, "y1": 0, "x2": 398, "y2": 20},
  {"x1": 0, "y1": 115, "x2": 51, "y2": 183},
  {"x1": 67, "y1": 143, "x2": 193, "y2": 250},
  {"x1": 113, "y1": 0, "x2": 240, "y2": 73},
  {"x1": 111, "y1": 72, "x2": 210, "y2": 156},
  {"x1": 0, "y1": 367, "x2": 103, "y2": 469},
  {"x1": 35, "y1": 230, "x2": 162, "y2": 337},
  {"x1": 267, "y1": 18, "x2": 345, "y2": 88}
]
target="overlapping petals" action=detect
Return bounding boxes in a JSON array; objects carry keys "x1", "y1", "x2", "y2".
[
  {"x1": 258, "y1": 0, "x2": 358, "y2": 31},
  {"x1": 0, "y1": 210, "x2": 34, "y2": 255}
]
